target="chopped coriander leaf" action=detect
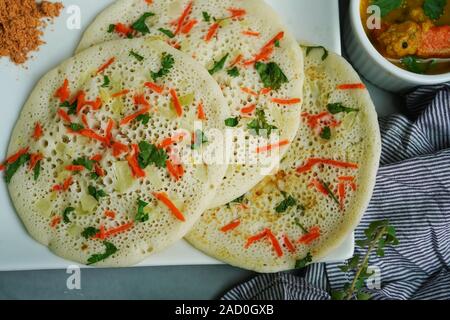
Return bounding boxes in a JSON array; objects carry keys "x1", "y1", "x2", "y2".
[
  {"x1": 73, "y1": 157, "x2": 94, "y2": 171},
  {"x1": 136, "y1": 113, "x2": 150, "y2": 125},
  {"x1": 191, "y1": 130, "x2": 208, "y2": 150},
  {"x1": 227, "y1": 67, "x2": 240, "y2": 77},
  {"x1": 60, "y1": 100, "x2": 77, "y2": 115},
  {"x1": 88, "y1": 185, "x2": 107, "y2": 201},
  {"x1": 225, "y1": 117, "x2": 239, "y2": 127},
  {"x1": 305, "y1": 45, "x2": 329, "y2": 61},
  {"x1": 255, "y1": 62, "x2": 288, "y2": 90},
  {"x1": 151, "y1": 53, "x2": 175, "y2": 81},
  {"x1": 129, "y1": 50, "x2": 144, "y2": 61},
  {"x1": 101, "y1": 75, "x2": 110, "y2": 88},
  {"x1": 247, "y1": 109, "x2": 277, "y2": 137},
  {"x1": 274, "y1": 40, "x2": 280, "y2": 47},
  {"x1": 107, "y1": 24, "x2": 116, "y2": 33},
  {"x1": 62, "y1": 207, "x2": 75, "y2": 224},
  {"x1": 295, "y1": 218, "x2": 309, "y2": 234},
  {"x1": 131, "y1": 12, "x2": 155, "y2": 34},
  {"x1": 321, "y1": 126, "x2": 331, "y2": 140},
  {"x1": 370, "y1": 0, "x2": 403, "y2": 17},
  {"x1": 87, "y1": 241, "x2": 118, "y2": 265},
  {"x1": 400, "y1": 56, "x2": 435, "y2": 74},
  {"x1": 275, "y1": 193, "x2": 297, "y2": 213},
  {"x1": 136, "y1": 199, "x2": 149, "y2": 223},
  {"x1": 327, "y1": 103, "x2": 359, "y2": 114},
  {"x1": 202, "y1": 11, "x2": 211, "y2": 22},
  {"x1": 90, "y1": 172, "x2": 99, "y2": 180},
  {"x1": 81, "y1": 227, "x2": 100, "y2": 239},
  {"x1": 5, "y1": 153, "x2": 30, "y2": 184},
  {"x1": 295, "y1": 252, "x2": 313, "y2": 269},
  {"x1": 33, "y1": 160, "x2": 41, "y2": 181},
  {"x1": 208, "y1": 53, "x2": 229, "y2": 75},
  {"x1": 423, "y1": 0, "x2": 447, "y2": 20},
  {"x1": 158, "y1": 28, "x2": 175, "y2": 38},
  {"x1": 69, "y1": 123, "x2": 85, "y2": 132},
  {"x1": 137, "y1": 141, "x2": 168, "y2": 169},
  {"x1": 322, "y1": 181, "x2": 340, "y2": 206}
]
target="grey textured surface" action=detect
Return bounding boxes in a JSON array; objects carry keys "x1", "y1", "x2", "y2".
[{"x1": 0, "y1": 0, "x2": 404, "y2": 300}]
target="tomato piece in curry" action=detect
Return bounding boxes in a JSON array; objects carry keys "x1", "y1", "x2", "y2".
[{"x1": 361, "y1": 0, "x2": 450, "y2": 75}]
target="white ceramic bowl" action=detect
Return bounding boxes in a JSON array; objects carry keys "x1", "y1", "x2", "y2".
[{"x1": 344, "y1": 0, "x2": 450, "y2": 93}]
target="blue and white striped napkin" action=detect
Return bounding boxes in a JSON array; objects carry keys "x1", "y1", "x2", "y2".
[{"x1": 223, "y1": 83, "x2": 450, "y2": 300}]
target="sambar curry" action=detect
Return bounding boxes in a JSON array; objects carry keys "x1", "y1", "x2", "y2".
[{"x1": 361, "y1": 0, "x2": 450, "y2": 75}]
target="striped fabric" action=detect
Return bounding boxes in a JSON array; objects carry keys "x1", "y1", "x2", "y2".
[{"x1": 223, "y1": 83, "x2": 450, "y2": 301}]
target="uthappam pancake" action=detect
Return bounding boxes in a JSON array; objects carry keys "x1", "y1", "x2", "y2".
[
  {"x1": 185, "y1": 47, "x2": 381, "y2": 272},
  {"x1": 5, "y1": 39, "x2": 230, "y2": 266},
  {"x1": 76, "y1": 0, "x2": 304, "y2": 208}
]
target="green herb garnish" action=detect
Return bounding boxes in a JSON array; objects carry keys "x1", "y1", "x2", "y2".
[
  {"x1": 247, "y1": 109, "x2": 277, "y2": 137},
  {"x1": 227, "y1": 67, "x2": 240, "y2": 77},
  {"x1": 370, "y1": 0, "x2": 403, "y2": 17},
  {"x1": 62, "y1": 207, "x2": 75, "y2": 224},
  {"x1": 137, "y1": 141, "x2": 168, "y2": 169},
  {"x1": 81, "y1": 227, "x2": 100, "y2": 239},
  {"x1": 107, "y1": 24, "x2": 115, "y2": 33},
  {"x1": 88, "y1": 185, "x2": 107, "y2": 201},
  {"x1": 151, "y1": 53, "x2": 175, "y2": 81},
  {"x1": 69, "y1": 123, "x2": 85, "y2": 132},
  {"x1": 202, "y1": 11, "x2": 211, "y2": 22},
  {"x1": 295, "y1": 252, "x2": 313, "y2": 269},
  {"x1": 401, "y1": 56, "x2": 435, "y2": 74},
  {"x1": 136, "y1": 113, "x2": 150, "y2": 125},
  {"x1": 73, "y1": 157, "x2": 94, "y2": 171},
  {"x1": 320, "y1": 126, "x2": 331, "y2": 140},
  {"x1": 60, "y1": 100, "x2": 77, "y2": 115},
  {"x1": 136, "y1": 199, "x2": 150, "y2": 223},
  {"x1": 275, "y1": 192, "x2": 297, "y2": 213},
  {"x1": 158, "y1": 28, "x2": 175, "y2": 38},
  {"x1": 87, "y1": 241, "x2": 118, "y2": 265},
  {"x1": 225, "y1": 117, "x2": 240, "y2": 127},
  {"x1": 129, "y1": 50, "x2": 144, "y2": 62},
  {"x1": 208, "y1": 53, "x2": 229, "y2": 75},
  {"x1": 33, "y1": 160, "x2": 42, "y2": 181},
  {"x1": 255, "y1": 61, "x2": 288, "y2": 90},
  {"x1": 327, "y1": 103, "x2": 359, "y2": 114},
  {"x1": 305, "y1": 45, "x2": 329, "y2": 61},
  {"x1": 131, "y1": 12, "x2": 155, "y2": 34},
  {"x1": 332, "y1": 220, "x2": 399, "y2": 300},
  {"x1": 101, "y1": 75, "x2": 110, "y2": 88},
  {"x1": 423, "y1": 0, "x2": 446, "y2": 20},
  {"x1": 4, "y1": 153, "x2": 30, "y2": 184},
  {"x1": 295, "y1": 218, "x2": 309, "y2": 234},
  {"x1": 322, "y1": 181, "x2": 340, "y2": 206}
]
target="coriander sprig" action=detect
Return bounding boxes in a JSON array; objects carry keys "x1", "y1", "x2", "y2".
[{"x1": 332, "y1": 220, "x2": 399, "y2": 300}]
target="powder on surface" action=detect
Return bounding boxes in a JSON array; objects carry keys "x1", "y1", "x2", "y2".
[{"x1": 0, "y1": 0, "x2": 63, "y2": 64}]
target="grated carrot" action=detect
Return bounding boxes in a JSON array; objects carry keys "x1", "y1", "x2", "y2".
[
  {"x1": 28, "y1": 153, "x2": 43, "y2": 171},
  {"x1": 204, "y1": 23, "x2": 220, "y2": 42},
  {"x1": 104, "y1": 210, "x2": 116, "y2": 219},
  {"x1": 283, "y1": 235, "x2": 296, "y2": 254},
  {"x1": 111, "y1": 141, "x2": 129, "y2": 157},
  {"x1": 271, "y1": 97, "x2": 301, "y2": 105},
  {"x1": 95, "y1": 222, "x2": 134, "y2": 239},
  {"x1": 266, "y1": 229, "x2": 283, "y2": 257},
  {"x1": 169, "y1": 89, "x2": 183, "y2": 117},
  {"x1": 144, "y1": 82, "x2": 164, "y2": 94},
  {"x1": 228, "y1": 8, "x2": 247, "y2": 19},
  {"x1": 6, "y1": 147, "x2": 29, "y2": 164},
  {"x1": 65, "y1": 165, "x2": 85, "y2": 172},
  {"x1": 230, "y1": 54, "x2": 243, "y2": 67},
  {"x1": 153, "y1": 192, "x2": 186, "y2": 222},
  {"x1": 32, "y1": 122, "x2": 43, "y2": 141},
  {"x1": 174, "y1": 1, "x2": 193, "y2": 35},
  {"x1": 242, "y1": 30, "x2": 260, "y2": 37},
  {"x1": 255, "y1": 140, "x2": 289, "y2": 153},
  {"x1": 241, "y1": 87, "x2": 258, "y2": 96},
  {"x1": 336, "y1": 83, "x2": 366, "y2": 90},
  {"x1": 97, "y1": 57, "x2": 116, "y2": 75},
  {"x1": 126, "y1": 144, "x2": 146, "y2": 178},
  {"x1": 197, "y1": 102, "x2": 207, "y2": 120},
  {"x1": 114, "y1": 23, "x2": 133, "y2": 37},
  {"x1": 95, "y1": 163, "x2": 106, "y2": 177},
  {"x1": 298, "y1": 226, "x2": 321, "y2": 245},
  {"x1": 50, "y1": 216, "x2": 61, "y2": 228},
  {"x1": 111, "y1": 89, "x2": 130, "y2": 98},
  {"x1": 220, "y1": 220, "x2": 241, "y2": 233},
  {"x1": 166, "y1": 160, "x2": 184, "y2": 181},
  {"x1": 297, "y1": 158, "x2": 359, "y2": 174},
  {"x1": 54, "y1": 79, "x2": 70, "y2": 103},
  {"x1": 240, "y1": 104, "x2": 256, "y2": 115},
  {"x1": 181, "y1": 19, "x2": 198, "y2": 34},
  {"x1": 91, "y1": 154, "x2": 103, "y2": 162}
]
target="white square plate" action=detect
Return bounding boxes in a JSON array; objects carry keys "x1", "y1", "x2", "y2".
[{"x1": 0, "y1": 0, "x2": 352, "y2": 271}]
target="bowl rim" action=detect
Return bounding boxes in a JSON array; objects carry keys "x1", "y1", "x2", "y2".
[{"x1": 349, "y1": 0, "x2": 450, "y2": 84}]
